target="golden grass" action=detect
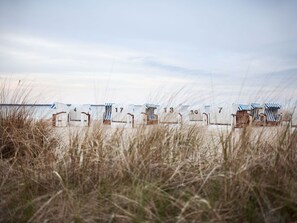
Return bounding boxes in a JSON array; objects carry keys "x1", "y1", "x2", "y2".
[
  {"x1": 0, "y1": 83, "x2": 297, "y2": 222},
  {"x1": 1, "y1": 121, "x2": 297, "y2": 222}
]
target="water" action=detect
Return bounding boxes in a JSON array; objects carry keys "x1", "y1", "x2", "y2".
[{"x1": 0, "y1": 104, "x2": 53, "y2": 120}]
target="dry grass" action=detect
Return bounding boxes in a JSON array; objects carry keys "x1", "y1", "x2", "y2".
[{"x1": 0, "y1": 84, "x2": 297, "y2": 222}]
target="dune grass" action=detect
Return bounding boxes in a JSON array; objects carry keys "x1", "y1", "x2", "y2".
[
  {"x1": 1, "y1": 120, "x2": 296, "y2": 222},
  {"x1": 0, "y1": 84, "x2": 297, "y2": 222}
]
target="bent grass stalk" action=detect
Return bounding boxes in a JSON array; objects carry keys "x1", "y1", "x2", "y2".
[{"x1": 1, "y1": 82, "x2": 297, "y2": 222}]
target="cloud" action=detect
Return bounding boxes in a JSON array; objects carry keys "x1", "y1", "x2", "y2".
[
  {"x1": 129, "y1": 56, "x2": 212, "y2": 78},
  {"x1": 0, "y1": 32, "x2": 296, "y2": 105}
]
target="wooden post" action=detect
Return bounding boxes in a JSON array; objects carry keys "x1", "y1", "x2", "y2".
[
  {"x1": 231, "y1": 114, "x2": 236, "y2": 129},
  {"x1": 178, "y1": 113, "x2": 183, "y2": 127},
  {"x1": 203, "y1": 113, "x2": 208, "y2": 126},
  {"x1": 141, "y1": 112, "x2": 148, "y2": 125},
  {"x1": 127, "y1": 113, "x2": 134, "y2": 128},
  {"x1": 52, "y1": 114, "x2": 56, "y2": 127}
]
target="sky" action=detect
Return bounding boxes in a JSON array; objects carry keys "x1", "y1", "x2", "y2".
[{"x1": 0, "y1": 0, "x2": 297, "y2": 105}]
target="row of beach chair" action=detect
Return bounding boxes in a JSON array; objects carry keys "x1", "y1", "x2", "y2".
[{"x1": 51, "y1": 102, "x2": 285, "y2": 128}]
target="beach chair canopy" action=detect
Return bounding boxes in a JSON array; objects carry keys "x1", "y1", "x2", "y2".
[
  {"x1": 264, "y1": 103, "x2": 281, "y2": 109},
  {"x1": 238, "y1": 104, "x2": 250, "y2": 111},
  {"x1": 251, "y1": 103, "x2": 262, "y2": 109},
  {"x1": 51, "y1": 102, "x2": 70, "y2": 113},
  {"x1": 145, "y1": 103, "x2": 158, "y2": 109},
  {"x1": 264, "y1": 103, "x2": 281, "y2": 122}
]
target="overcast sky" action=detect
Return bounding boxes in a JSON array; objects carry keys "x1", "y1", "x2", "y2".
[{"x1": 0, "y1": 0, "x2": 297, "y2": 105}]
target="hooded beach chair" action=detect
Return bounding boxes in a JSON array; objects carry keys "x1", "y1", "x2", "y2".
[
  {"x1": 145, "y1": 104, "x2": 158, "y2": 125},
  {"x1": 264, "y1": 103, "x2": 281, "y2": 126},
  {"x1": 51, "y1": 102, "x2": 70, "y2": 127},
  {"x1": 233, "y1": 104, "x2": 250, "y2": 128}
]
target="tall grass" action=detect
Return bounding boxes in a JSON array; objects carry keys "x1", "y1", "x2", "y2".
[{"x1": 0, "y1": 84, "x2": 297, "y2": 222}]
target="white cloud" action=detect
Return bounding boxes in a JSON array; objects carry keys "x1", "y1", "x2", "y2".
[{"x1": 0, "y1": 32, "x2": 296, "y2": 105}]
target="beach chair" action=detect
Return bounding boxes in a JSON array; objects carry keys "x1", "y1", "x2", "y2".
[
  {"x1": 69, "y1": 104, "x2": 91, "y2": 127},
  {"x1": 232, "y1": 104, "x2": 250, "y2": 128},
  {"x1": 158, "y1": 104, "x2": 189, "y2": 126},
  {"x1": 250, "y1": 103, "x2": 265, "y2": 126},
  {"x1": 188, "y1": 106, "x2": 205, "y2": 125},
  {"x1": 207, "y1": 104, "x2": 232, "y2": 126},
  {"x1": 111, "y1": 104, "x2": 134, "y2": 128},
  {"x1": 264, "y1": 103, "x2": 281, "y2": 126},
  {"x1": 51, "y1": 102, "x2": 69, "y2": 127}
]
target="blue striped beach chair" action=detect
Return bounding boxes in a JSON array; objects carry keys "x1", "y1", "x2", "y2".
[
  {"x1": 264, "y1": 103, "x2": 281, "y2": 126},
  {"x1": 250, "y1": 103, "x2": 265, "y2": 126}
]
